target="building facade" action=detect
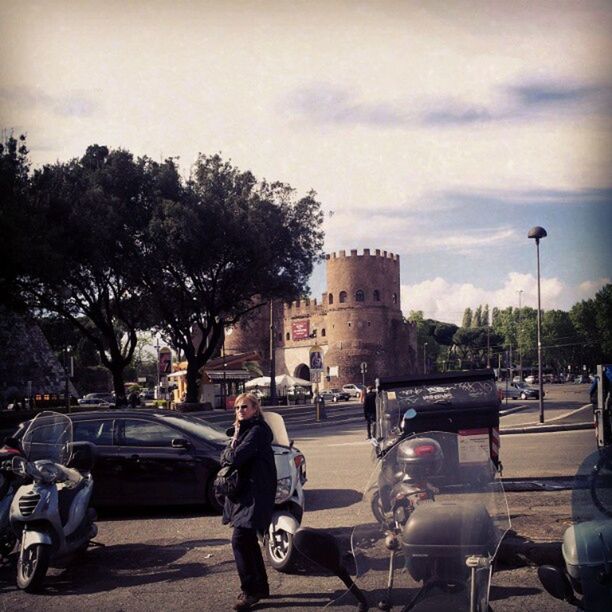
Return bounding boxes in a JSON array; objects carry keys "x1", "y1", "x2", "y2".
[{"x1": 225, "y1": 248, "x2": 418, "y2": 388}]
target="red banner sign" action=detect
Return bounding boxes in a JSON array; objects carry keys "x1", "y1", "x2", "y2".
[{"x1": 291, "y1": 320, "x2": 310, "y2": 340}]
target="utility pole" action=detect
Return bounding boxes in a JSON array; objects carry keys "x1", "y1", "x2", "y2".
[
  {"x1": 517, "y1": 289, "x2": 523, "y2": 380},
  {"x1": 269, "y1": 300, "x2": 277, "y2": 406},
  {"x1": 423, "y1": 342, "x2": 428, "y2": 374}
]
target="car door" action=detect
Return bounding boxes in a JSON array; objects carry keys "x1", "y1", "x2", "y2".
[
  {"x1": 72, "y1": 417, "x2": 122, "y2": 506},
  {"x1": 115, "y1": 417, "x2": 199, "y2": 505}
]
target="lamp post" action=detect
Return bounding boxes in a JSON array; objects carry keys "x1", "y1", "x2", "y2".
[
  {"x1": 528, "y1": 226, "x2": 547, "y2": 423},
  {"x1": 516, "y1": 289, "x2": 524, "y2": 380},
  {"x1": 423, "y1": 342, "x2": 428, "y2": 374}
]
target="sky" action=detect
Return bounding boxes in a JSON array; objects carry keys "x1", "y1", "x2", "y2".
[{"x1": 1, "y1": 0, "x2": 610, "y2": 324}]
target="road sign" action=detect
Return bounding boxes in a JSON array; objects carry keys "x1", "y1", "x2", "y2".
[
  {"x1": 309, "y1": 345, "x2": 324, "y2": 373},
  {"x1": 360, "y1": 362, "x2": 368, "y2": 373}
]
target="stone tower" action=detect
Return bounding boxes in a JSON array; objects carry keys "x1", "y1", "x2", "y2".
[{"x1": 323, "y1": 249, "x2": 415, "y2": 386}]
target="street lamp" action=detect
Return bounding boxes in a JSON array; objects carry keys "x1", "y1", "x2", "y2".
[
  {"x1": 423, "y1": 342, "x2": 428, "y2": 374},
  {"x1": 528, "y1": 226, "x2": 547, "y2": 423}
]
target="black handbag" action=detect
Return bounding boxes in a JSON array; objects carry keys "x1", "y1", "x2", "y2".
[{"x1": 214, "y1": 465, "x2": 239, "y2": 499}]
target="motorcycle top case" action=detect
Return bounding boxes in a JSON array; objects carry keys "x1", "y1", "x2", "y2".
[
  {"x1": 377, "y1": 370, "x2": 501, "y2": 469},
  {"x1": 562, "y1": 519, "x2": 612, "y2": 579}
]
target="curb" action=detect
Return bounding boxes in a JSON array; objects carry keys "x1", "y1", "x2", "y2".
[
  {"x1": 500, "y1": 421, "x2": 594, "y2": 435},
  {"x1": 499, "y1": 404, "x2": 531, "y2": 417}
]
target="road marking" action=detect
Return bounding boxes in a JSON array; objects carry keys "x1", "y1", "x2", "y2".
[{"x1": 517, "y1": 403, "x2": 592, "y2": 426}]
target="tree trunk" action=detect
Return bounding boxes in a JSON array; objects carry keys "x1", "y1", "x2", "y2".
[
  {"x1": 185, "y1": 356, "x2": 201, "y2": 404},
  {"x1": 110, "y1": 366, "x2": 127, "y2": 407}
]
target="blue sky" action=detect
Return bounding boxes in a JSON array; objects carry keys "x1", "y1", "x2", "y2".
[{"x1": 1, "y1": 0, "x2": 610, "y2": 324}]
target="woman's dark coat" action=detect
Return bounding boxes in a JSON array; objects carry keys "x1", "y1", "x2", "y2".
[{"x1": 221, "y1": 416, "x2": 277, "y2": 531}]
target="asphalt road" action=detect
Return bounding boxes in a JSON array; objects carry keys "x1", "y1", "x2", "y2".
[{"x1": 0, "y1": 384, "x2": 601, "y2": 611}]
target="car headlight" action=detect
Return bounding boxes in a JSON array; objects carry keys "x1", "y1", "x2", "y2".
[{"x1": 275, "y1": 476, "x2": 293, "y2": 504}]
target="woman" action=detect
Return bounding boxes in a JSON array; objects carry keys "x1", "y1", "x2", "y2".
[{"x1": 220, "y1": 392, "x2": 277, "y2": 611}]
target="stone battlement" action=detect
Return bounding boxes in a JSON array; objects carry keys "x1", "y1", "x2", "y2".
[
  {"x1": 326, "y1": 248, "x2": 400, "y2": 261},
  {"x1": 284, "y1": 296, "x2": 326, "y2": 315}
]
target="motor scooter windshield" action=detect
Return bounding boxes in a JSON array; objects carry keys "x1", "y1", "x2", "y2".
[
  {"x1": 21, "y1": 411, "x2": 73, "y2": 465},
  {"x1": 349, "y1": 431, "x2": 510, "y2": 612}
]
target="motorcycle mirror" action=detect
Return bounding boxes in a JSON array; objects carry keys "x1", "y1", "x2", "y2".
[
  {"x1": 293, "y1": 528, "x2": 369, "y2": 612},
  {"x1": 537, "y1": 565, "x2": 577, "y2": 603},
  {"x1": 403, "y1": 408, "x2": 417, "y2": 420},
  {"x1": 294, "y1": 527, "x2": 343, "y2": 574}
]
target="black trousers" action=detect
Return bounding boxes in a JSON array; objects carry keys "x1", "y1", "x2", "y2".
[
  {"x1": 231, "y1": 527, "x2": 269, "y2": 596},
  {"x1": 365, "y1": 413, "x2": 376, "y2": 438}
]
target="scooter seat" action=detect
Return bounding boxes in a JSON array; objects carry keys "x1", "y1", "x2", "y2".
[{"x1": 401, "y1": 503, "x2": 497, "y2": 557}]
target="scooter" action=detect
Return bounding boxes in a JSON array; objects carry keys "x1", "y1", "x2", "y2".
[
  {"x1": 262, "y1": 411, "x2": 306, "y2": 573},
  {"x1": 9, "y1": 411, "x2": 98, "y2": 592},
  {"x1": 538, "y1": 446, "x2": 612, "y2": 611},
  {"x1": 295, "y1": 417, "x2": 510, "y2": 611},
  {"x1": 0, "y1": 440, "x2": 24, "y2": 559}
]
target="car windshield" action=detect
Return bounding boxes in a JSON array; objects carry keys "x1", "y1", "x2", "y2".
[
  {"x1": 515, "y1": 382, "x2": 529, "y2": 389},
  {"x1": 161, "y1": 414, "x2": 229, "y2": 444}
]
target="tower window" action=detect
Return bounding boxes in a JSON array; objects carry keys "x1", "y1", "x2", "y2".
[
  {"x1": 355, "y1": 289, "x2": 365, "y2": 302},
  {"x1": 392, "y1": 293, "x2": 398, "y2": 304},
  {"x1": 373, "y1": 290, "x2": 380, "y2": 301},
  {"x1": 286, "y1": 332, "x2": 290, "y2": 340},
  {"x1": 339, "y1": 291, "x2": 347, "y2": 303},
  {"x1": 321, "y1": 328, "x2": 326, "y2": 337},
  {"x1": 328, "y1": 293, "x2": 334, "y2": 305}
]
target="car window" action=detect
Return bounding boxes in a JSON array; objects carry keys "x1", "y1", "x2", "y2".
[
  {"x1": 73, "y1": 419, "x2": 114, "y2": 446},
  {"x1": 121, "y1": 419, "x2": 181, "y2": 447}
]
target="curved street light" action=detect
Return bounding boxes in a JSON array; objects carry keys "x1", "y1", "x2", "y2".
[{"x1": 528, "y1": 226, "x2": 547, "y2": 423}]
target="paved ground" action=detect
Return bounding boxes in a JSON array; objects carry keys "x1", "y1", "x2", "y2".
[{"x1": 0, "y1": 382, "x2": 605, "y2": 611}]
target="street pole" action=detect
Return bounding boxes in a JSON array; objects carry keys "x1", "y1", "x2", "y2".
[
  {"x1": 536, "y1": 239, "x2": 544, "y2": 422},
  {"x1": 528, "y1": 226, "x2": 547, "y2": 423},
  {"x1": 269, "y1": 300, "x2": 277, "y2": 406},
  {"x1": 155, "y1": 335, "x2": 160, "y2": 400},
  {"x1": 423, "y1": 342, "x2": 428, "y2": 374},
  {"x1": 517, "y1": 289, "x2": 523, "y2": 380},
  {"x1": 64, "y1": 348, "x2": 70, "y2": 412}
]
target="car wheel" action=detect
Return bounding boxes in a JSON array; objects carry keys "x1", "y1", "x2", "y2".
[
  {"x1": 520, "y1": 392, "x2": 527, "y2": 400},
  {"x1": 206, "y1": 475, "x2": 225, "y2": 514},
  {"x1": 264, "y1": 528, "x2": 298, "y2": 573}
]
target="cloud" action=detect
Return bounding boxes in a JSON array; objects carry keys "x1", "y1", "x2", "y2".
[
  {"x1": 444, "y1": 187, "x2": 612, "y2": 207},
  {"x1": 0, "y1": 87, "x2": 97, "y2": 118},
  {"x1": 284, "y1": 84, "x2": 410, "y2": 127},
  {"x1": 401, "y1": 273, "x2": 608, "y2": 324},
  {"x1": 285, "y1": 77, "x2": 612, "y2": 130}
]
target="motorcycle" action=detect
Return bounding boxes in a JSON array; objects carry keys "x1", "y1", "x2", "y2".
[
  {"x1": 0, "y1": 439, "x2": 24, "y2": 559},
  {"x1": 295, "y1": 410, "x2": 510, "y2": 611},
  {"x1": 538, "y1": 445, "x2": 612, "y2": 611},
  {"x1": 262, "y1": 411, "x2": 306, "y2": 572},
  {"x1": 9, "y1": 411, "x2": 98, "y2": 592}
]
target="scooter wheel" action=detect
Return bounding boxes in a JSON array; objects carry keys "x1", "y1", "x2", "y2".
[
  {"x1": 264, "y1": 529, "x2": 298, "y2": 573},
  {"x1": 16, "y1": 542, "x2": 50, "y2": 592}
]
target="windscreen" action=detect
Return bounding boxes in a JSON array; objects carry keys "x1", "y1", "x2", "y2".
[{"x1": 22, "y1": 411, "x2": 73, "y2": 464}]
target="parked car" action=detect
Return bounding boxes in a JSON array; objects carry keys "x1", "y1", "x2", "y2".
[
  {"x1": 342, "y1": 383, "x2": 365, "y2": 399},
  {"x1": 139, "y1": 389, "x2": 155, "y2": 401},
  {"x1": 11, "y1": 410, "x2": 230, "y2": 510},
  {"x1": 77, "y1": 393, "x2": 115, "y2": 407},
  {"x1": 574, "y1": 374, "x2": 591, "y2": 384},
  {"x1": 320, "y1": 389, "x2": 350, "y2": 402},
  {"x1": 497, "y1": 382, "x2": 543, "y2": 400}
]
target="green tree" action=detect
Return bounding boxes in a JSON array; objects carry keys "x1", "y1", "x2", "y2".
[
  {"x1": 140, "y1": 154, "x2": 325, "y2": 403},
  {"x1": 462, "y1": 307, "x2": 473, "y2": 328},
  {"x1": 16, "y1": 145, "x2": 181, "y2": 403},
  {"x1": 0, "y1": 135, "x2": 31, "y2": 311}
]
